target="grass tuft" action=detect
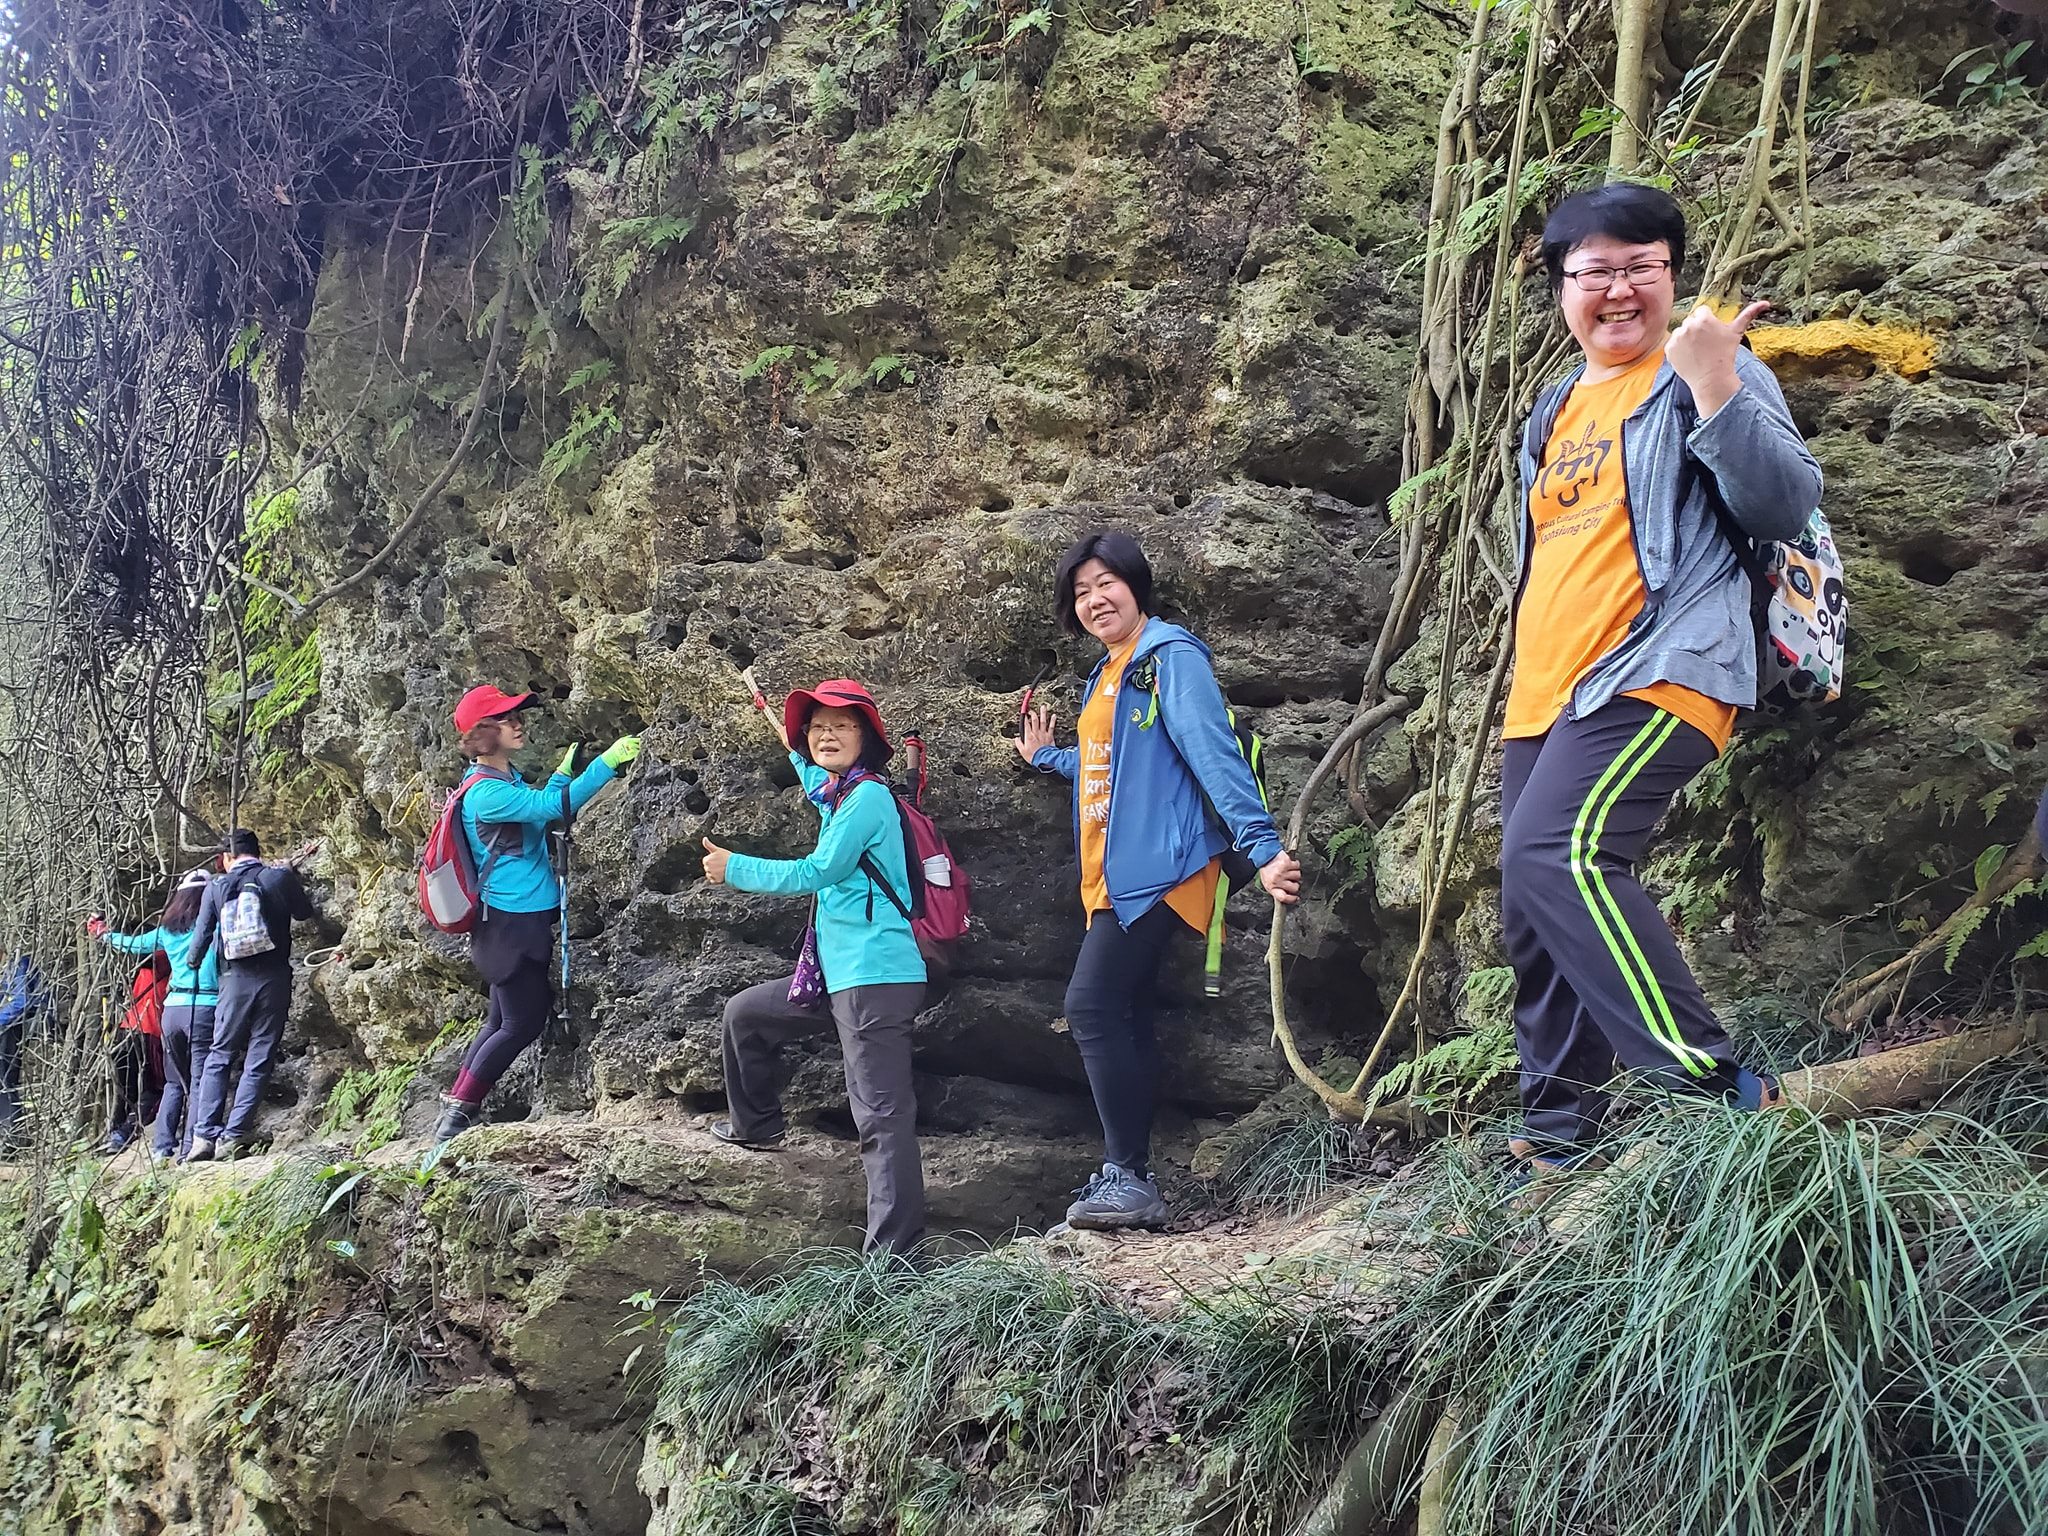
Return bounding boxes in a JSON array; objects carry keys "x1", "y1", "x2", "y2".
[{"x1": 1380, "y1": 1099, "x2": 2048, "y2": 1536}]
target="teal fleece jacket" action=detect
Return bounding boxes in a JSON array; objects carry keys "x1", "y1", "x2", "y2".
[
  {"x1": 461, "y1": 758, "x2": 619, "y2": 914},
  {"x1": 103, "y1": 926, "x2": 218, "y2": 1008},
  {"x1": 725, "y1": 753, "x2": 926, "y2": 992}
]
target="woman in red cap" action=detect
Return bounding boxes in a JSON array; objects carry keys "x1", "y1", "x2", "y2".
[
  {"x1": 700, "y1": 679, "x2": 928, "y2": 1256},
  {"x1": 433, "y1": 685, "x2": 640, "y2": 1145}
]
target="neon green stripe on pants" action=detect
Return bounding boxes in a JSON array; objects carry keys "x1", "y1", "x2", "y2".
[{"x1": 1567, "y1": 710, "x2": 1717, "y2": 1078}]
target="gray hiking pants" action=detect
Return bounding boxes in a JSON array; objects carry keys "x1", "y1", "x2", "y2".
[{"x1": 721, "y1": 976, "x2": 926, "y2": 1255}]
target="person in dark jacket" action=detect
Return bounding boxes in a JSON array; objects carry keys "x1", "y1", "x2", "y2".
[
  {"x1": 1017, "y1": 530, "x2": 1301, "y2": 1231},
  {"x1": 93, "y1": 868, "x2": 218, "y2": 1157},
  {"x1": 1500, "y1": 184, "x2": 1821, "y2": 1180},
  {"x1": 185, "y1": 829, "x2": 318, "y2": 1162},
  {"x1": 0, "y1": 955, "x2": 48, "y2": 1144},
  {"x1": 433, "y1": 685, "x2": 639, "y2": 1147},
  {"x1": 702, "y1": 679, "x2": 930, "y2": 1256}
]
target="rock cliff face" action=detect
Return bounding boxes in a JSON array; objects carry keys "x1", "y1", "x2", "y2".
[
  {"x1": 9, "y1": 0, "x2": 2048, "y2": 1532},
  {"x1": 259, "y1": 0, "x2": 1452, "y2": 1169}
]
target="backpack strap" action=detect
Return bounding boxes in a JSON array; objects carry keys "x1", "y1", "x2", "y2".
[
  {"x1": 859, "y1": 851, "x2": 914, "y2": 926},
  {"x1": 453, "y1": 766, "x2": 519, "y2": 912},
  {"x1": 1671, "y1": 379, "x2": 1774, "y2": 621}
]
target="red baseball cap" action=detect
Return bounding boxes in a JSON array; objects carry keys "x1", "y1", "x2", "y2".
[
  {"x1": 784, "y1": 679, "x2": 891, "y2": 762},
  {"x1": 453, "y1": 685, "x2": 536, "y2": 734}
]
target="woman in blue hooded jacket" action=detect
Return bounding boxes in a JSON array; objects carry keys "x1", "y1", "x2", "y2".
[
  {"x1": 90, "y1": 868, "x2": 217, "y2": 1157},
  {"x1": 1017, "y1": 530, "x2": 1301, "y2": 1231}
]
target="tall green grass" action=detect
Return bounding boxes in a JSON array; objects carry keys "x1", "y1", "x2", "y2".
[
  {"x1": 656, "y1": 1245, "x2": 1400, "y2": 1535},
  {"x1": 1386, "y1": 1100, "x2": 2048, "y2": 1536},
  {"x1": 655, "y1": 1090, "x2": 2048, "y2": 1536}
]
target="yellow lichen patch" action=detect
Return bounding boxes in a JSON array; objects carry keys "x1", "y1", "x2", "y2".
[{"x1": 1743, "y1": 318, "x2": 1939, "y2": 379}]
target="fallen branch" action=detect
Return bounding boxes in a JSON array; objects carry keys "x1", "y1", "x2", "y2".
[{"x1": 1787, "y1": 1018, "x2": 2036, "y2": 1119}]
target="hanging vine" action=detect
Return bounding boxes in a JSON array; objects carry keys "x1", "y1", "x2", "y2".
[{"x1": 1268, "y1": 0, "x2": 1837, "y2": 1122}]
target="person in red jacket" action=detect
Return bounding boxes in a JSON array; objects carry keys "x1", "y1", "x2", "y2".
[{"x1": 106, "y1": 953, "x2": 169, "y2": 1152}]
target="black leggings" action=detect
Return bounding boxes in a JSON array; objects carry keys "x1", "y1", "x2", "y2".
[
  {"x1": 1062, "y1": 903, "x2": 1182, "y2": 1174},
  {"x1": 457, "y1": 910, "x2": 555, "y2": 1101}
]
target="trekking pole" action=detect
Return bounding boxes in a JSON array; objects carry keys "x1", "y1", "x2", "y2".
[{"x1": 545, "y1": 748, "x2": 576, "y2": 1093}]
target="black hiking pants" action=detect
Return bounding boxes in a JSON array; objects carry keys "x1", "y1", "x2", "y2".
[
  {"x1": 457, "y1": 909, "x2": 555, "y2": 1101},
  {"x1": 1063, "y1": 903, "x2": 1182, "y2": 1176},
  {"x1": 1501, "y1": 698, "x2": 1750, "y2": 1152},
  {"x1": 722, "y1": 976, "x2": 927, "y2": 1255}
]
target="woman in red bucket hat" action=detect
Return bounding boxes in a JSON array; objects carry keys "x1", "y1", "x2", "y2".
[
  {"x1": 701, "y1": 677, "x2": 928, "y2": 1257},
  {"x1": 431, "y1": 685, "x2": 640, "y2": 1146}
]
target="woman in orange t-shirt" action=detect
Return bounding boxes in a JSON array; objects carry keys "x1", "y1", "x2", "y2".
[
  {"x1": 1501, "y1": 184, "x2": 1820, "y2": 1185},
  {"x1": 1018, "y1": 530, "x2": 1301, "y2": 1232}
]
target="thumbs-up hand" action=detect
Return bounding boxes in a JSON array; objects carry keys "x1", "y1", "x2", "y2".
[
  {"x1": 1667, "y1": 299, "x2": 1769, "y2": 419},
  {"x1": 701, "y1": 837, "x2": 731, "y2": 885}
]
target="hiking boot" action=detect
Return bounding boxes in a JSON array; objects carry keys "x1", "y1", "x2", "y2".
[
  {"x1": 104, "y1": 1127, "x2": 133, "y2": 1154},
  {"x1": 1065, "y1": 1162, "x2": 1168, "y2": 1232},
  {"x1": 184, "y1": 1138, "x2": 215, "y2": 1164},
  {"x1": 708, "y1": 1118, "x2": 784, "y2": 1151},
  {"x1": 432, "y1": 1098, "x2": 482, "y2": 1146},
  {"x1": 215, "y1": 1138, "x2": 243, "y2": 1163}
]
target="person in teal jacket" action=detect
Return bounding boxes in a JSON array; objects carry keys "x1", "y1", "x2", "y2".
[
  {"x1": 435, "y1": 684, "x2": 640, "y2": 1146},
  {"x1": 701, "y1": 678, "x2": 928, "y2": 1256},
  {"x1": 90, "y1": 867, "x2": 217, "y2": 1157}
]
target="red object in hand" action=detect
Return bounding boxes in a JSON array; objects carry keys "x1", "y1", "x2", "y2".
[{"x1": 87, "y1": 915, "x2": 108, "y2": 937}]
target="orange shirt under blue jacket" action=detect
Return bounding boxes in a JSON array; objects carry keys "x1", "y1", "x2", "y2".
[{"x1": 1030, "y1": 617, "x2": 1280, "y2": 931}]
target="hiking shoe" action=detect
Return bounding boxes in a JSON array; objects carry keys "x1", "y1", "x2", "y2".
[
  {"x1": 708, "y1": 1118, "x2": 784, "y2": 1151},
  {"x1": 104, "y1": 1128, "x2": 133, "y2": 1154},
  {"x1": 1501, "y1": 1146, "x2": 1597, "y2": 1213},
  {"x1": 1734, "y1": 1067, "x2": 1785, "y2": 1111},
  {"x1": 184, "y1": 1138, "x2": 215, "y2": 1164},
  {"x1": 216, "y1": 1139, "x2": 244, "y2": 1163},
  {"x1": 432, "y1": 1098, "x2": 481, "y2": 1146},
  {"x1": 1064, "y1": 1162, "x2": 1168, "y2": 1232}
]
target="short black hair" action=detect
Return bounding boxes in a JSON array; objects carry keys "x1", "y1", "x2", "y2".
[
  {"x1": 1052, "y1": 530, "x2": 1153, "y2": 637},
  {"x1": 1541, "y1": 184, "x2": 1688, "y2": 292},
  {"x1": 223, "y1": 827, "x2": 262, "y2": 857}
]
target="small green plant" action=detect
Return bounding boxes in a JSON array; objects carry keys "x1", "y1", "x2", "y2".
[
  {"x1": 1943, "y1": 40, "x2": 2036, "y2": 111},
  {"x1": 320, "y1": 1021, "x2": 464, "y2": 1154},
  {"x1": 585, "y1": 213, "x2": 697, "y2": 313},
  {"x1": 540, "y1": 401, "x2": 623, "y2": 484},
  {"x1": 1363, "y1": 967, "x2": 1519, "y2": 1117},
  {"x1": 864, "y1": 353, "x2": 917, "y2": 387},
  {"x1": 1220, "y1": 1115, "x2": 1367, "y2": 1213}
]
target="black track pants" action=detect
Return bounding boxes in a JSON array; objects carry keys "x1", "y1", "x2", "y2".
[
  {"x1": 1062, "y1": 903, "x2": 1182, "y2": 1175},
  {"x1": 1500, "y1": 698, "x2": 1748, "y2": 1151}
]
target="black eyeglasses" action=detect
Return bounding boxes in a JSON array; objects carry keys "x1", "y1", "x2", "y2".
[{"x1": 1562, "y1": 258, "x2": 1673, "y2": 291}]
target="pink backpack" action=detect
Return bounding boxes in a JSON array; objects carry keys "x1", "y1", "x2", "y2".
[
  {"x1": 418, "y1": 767, "x2": 512, "y2": 934},
  {"x1": 853, "y1": 735, "x2": 971, "y2": 961}
]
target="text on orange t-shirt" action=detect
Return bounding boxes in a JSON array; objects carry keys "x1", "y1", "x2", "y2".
[{"x1": 1503, "y1": 346, "x2": 1736, "y2": 754}]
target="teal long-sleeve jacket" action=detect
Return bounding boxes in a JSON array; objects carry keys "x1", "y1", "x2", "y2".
[
  {"x1": 101, "y1": 926, "x2": 218, "y2": 1008},
  {"x1": 460, "y1": 757, "x2": 619, "y2": 914},
  {"x1": 725, "y1": 754, "x2": 925, "y2": 992}
]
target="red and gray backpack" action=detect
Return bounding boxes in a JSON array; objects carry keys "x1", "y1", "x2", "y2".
[
  {"x1": 418, "y1": 766, "x2": 514, "y2": 934},
  {"x1": 853, "y1": 733, "x2": 972, "y2": 963}
]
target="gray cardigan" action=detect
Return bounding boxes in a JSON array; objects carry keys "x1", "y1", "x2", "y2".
[{"x1": 1515, "y1": 347, "x2": 1823, "y2": 720}]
